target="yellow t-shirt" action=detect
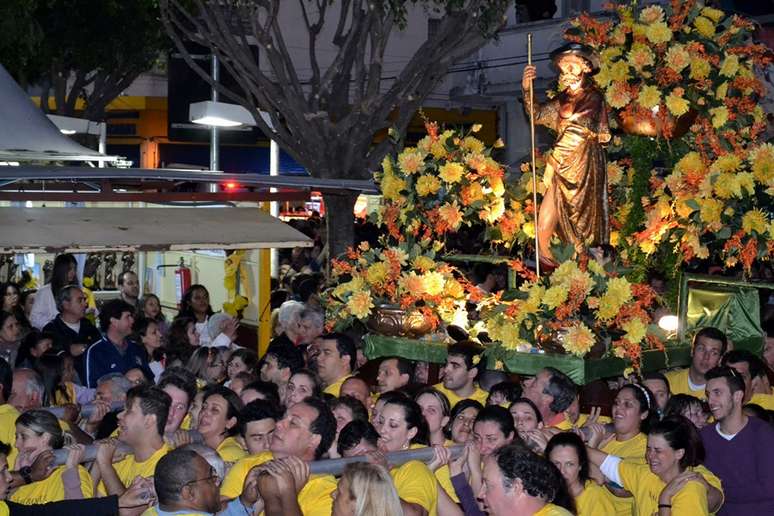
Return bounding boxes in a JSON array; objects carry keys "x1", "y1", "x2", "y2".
[
  {"x1": 433, "y1": 383, "x2": 488, "y2": 408},
  {"x1": 749, "y1": 392, "x2": 774, "y2": 410},
  {"x1": 618, "y1": 461, "x2": 709, "y2": 516},
  {"x1": 391, "y1": 460, "x2": 438, "y2": 516},
  {"x1": 576, "y1": 480, "x2": 615, "y2": 516},
  {"x1": 553, "y1": 413, "x2": 612, "y2": 431},
  {"x1": 216, "y1": 436, "x2": 248, "y2": 463},
  {"x1": 601, "y1": 433, "x2": 647, "y2": 516},
  {"x1": 665, "y1": 368, "x2": 706, "y2": 399},
  {"x1": 180, "y1": 413, "x2": 192, "y2": 430},
  {"x1": 98, "y1": 443, "x2": 171, "y2": 495},
  {"x1": 142, "y1": 508, "x2": 209, "y2": 516},
  {"x1": 323, "y1": 374, "x2": 352, "y2": 397},
  {"x1": 10, "y1": 465, "x2": 93, "y2": 505},
  {"x1": 0, "y1": 501, "x2": 8, "y2": 516},
  {"x1": 0, "y1": 404, "x2": 19, "y2": 468},
  {"x1": 533, "y1": 503, "x2": 573, "y2": 515},
  {"x1": 221, "y1": 452, "x2": 336, "y2": 516},
  {"x1": 434, "y1": 464, "x2": 459, "y2": 503}
]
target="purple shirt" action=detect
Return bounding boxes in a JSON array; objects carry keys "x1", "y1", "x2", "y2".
[{"x1": 701, "y1": 416, "x2": 774, "y2": 515}]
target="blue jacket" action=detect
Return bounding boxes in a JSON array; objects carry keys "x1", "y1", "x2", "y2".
[{"x1": 84, "y1": 336, "x2": 150, "y2": 388}]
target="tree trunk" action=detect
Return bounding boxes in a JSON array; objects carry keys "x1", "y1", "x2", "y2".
[{"x1": 323, "y1": 190, "x2": 359, "y2": 264}]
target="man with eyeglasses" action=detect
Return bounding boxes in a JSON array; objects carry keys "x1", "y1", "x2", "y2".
[
  {"x1": 220, "y1": 397, "x2": 337, "y2": 515},
  {"x1": 146, "y1": 448, "x2": 222, "y2": 515}
]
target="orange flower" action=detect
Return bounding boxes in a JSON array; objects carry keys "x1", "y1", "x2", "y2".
[{"x1": 438, "y1": 202, "x2": 464, "y2": 231}]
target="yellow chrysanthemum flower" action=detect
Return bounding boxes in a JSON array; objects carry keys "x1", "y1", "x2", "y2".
[
  {"x1": 439, "y1": 162, "x2": 465, "y2": 184},
  {"x1": 637, "y1": 85, "x2": 661, "y2": 109},
  {"x1": 750, "y1": 143, "x2": 774, "y2": 184},
  {"x1": 542, "y1": 285, "x2": 569, "y2": 310},
  {"x1": 607, "y1": 161, "x2": 625, "y2": 185},
  {"x1": 422, "y1": 271, "x2": 445, "y2": 296},
  {"x1": 675, "y1": 151, "x2": 706, "y2": 176},
  {"x1": 699, "y1": 198, "x2": 724, "y2": 225},
  {"x1": 609, "y1": 60, "x2": 631, "y2": 83},
  {"x1": 742, "y1": 209, "x2": 768, "y2": 234},
  {"x1": 622, "y1": 318, "x2": 648, "y2": 344},
  {"x1": 627, "y1": 44, "x2": 656, "y2": 71},
  {"x1": 522, "y1": 221, "x2": 535, "y2": 238},
  {"x1": 382, "y1": 155, "x2": 394, "y2": 176},
  {"x1": 462, "y1": 136, "x2": 485, "y2": 154},
  {"x1": 415, "y1": 175, "x2": 441, "y2": 196},
  {"x1": 693, "y1": 16, "x2": 715, "y2": 38},
  {"x1": 398, "y1": 149, "x2": 424, "y2": 174},
  {"x1": 399, "y1": 272, "x2": 426, "y2": 296},
  {"x1": 438, "y1": 201, "x2": 464, "y2": 230},
  {"x1": 597, "y1": 277, "x2": 632, "y2": 322},
  {"x1": 701, "y1": 7, "x2": 725, "y2": 23},
  {"x1": 689, "y1": 58, "x2": 711, "y2": 80},
  {"x1": 716, "y1": 81, "x2": 729, "y2": 100},
  {"x1": 601, "y1": 47, "x2": 623, "y2": 63},
  {"x1": 562, "y1": 323, "x2": 596, "y2": 357},
  {"x1": 489, "y1": 175, "x2": 505, "y2": 196},
  {"x1": 710, "y1": 154, "x2": 742, "y2": 174},
  {"x1": 639, "y1": 5, "x2": 665, "y2": 24},
  {"x1": 665, "y1": 91, "x2": 690, "y2": 116},
  {"x1": 645, "y1": 21, "x2": 672, "y2": 44},
  {"x1": 665, "y1": 45, "x2": 690, "y2": 72},
  {"x1": 412, "y1": 255, "x2": 435, "y2": 272},
  {"x1": 381, "y1": 174, "x2": 407, "y2": 201},
  {"x1": 606, "y1": 81, "x2": 632, "y2": 109},
  {"x1": 479, "y1": 197, "x2": 505, "y2": 224},
  {"x1": 737, "y1": 172, "x2": 755, "y2": 196},
  {"x1": 587, "y1": 259, "x2": 606, "y2": 277},
  {"x1": 430, "y1": 140, "x2": 448, "y2": 159},
  {"x1": 710, "y1": 106, "x2": 729, "y2": 129},
  {"x1": 366, "y1": 261, "x2": 389, "y2": 286},
  {"x1": 347, "y1": 290, "x2": 374, "y2": 319},
  {"x1": 445, "y1": 278, "x2": 466, "y2": 299},
  {"x1": 719, "y1": 55, "x2": 739, "y2": 77}
]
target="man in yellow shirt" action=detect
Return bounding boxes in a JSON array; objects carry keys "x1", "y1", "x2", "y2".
[
  {"x1": 434, "y1": 342, "x2": 489, "y2": 408},
  {"x1": 665, "y1": 327, "x2": 728, "y2": 400},
  {"x1": 220, "y1": 397, "x2": 337, "y2": 515},
  {"x1": 93, "y1": 385, "x2": 171, "y2": 495},
  {"x1": 480, "y1": 443, "x2": 571, "y2": 515},
  {"x1": 375, "y1": 357, "x2": 413, "y2": 394},
  {"x1": 317, "y1": 333, "x2": 356, "y2": 397},
  {"x1": 723, "y1": 349, "x2": 774, "y2": 410}
]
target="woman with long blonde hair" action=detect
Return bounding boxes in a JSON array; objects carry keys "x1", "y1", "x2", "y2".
[{"x1": 332, "y1": 462, "x2": 402, "y2": 516}]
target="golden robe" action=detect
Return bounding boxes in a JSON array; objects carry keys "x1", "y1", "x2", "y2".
[{"x1": 527, "y1": 85, "x2": 610, "y2": 248}]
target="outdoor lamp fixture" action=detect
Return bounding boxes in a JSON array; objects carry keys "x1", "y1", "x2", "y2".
[{"x1": 189, "y1": 101, "x2": 255, "y2": 128}]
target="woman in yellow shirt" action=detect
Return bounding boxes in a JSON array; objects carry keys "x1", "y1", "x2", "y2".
[
  {"x1": 372, "y1": 397, "x2": 438, "y2": 516},
  {"x1": 588, "y1": 415, "x2": 714, "y2": 516},
  {"x1": 9, "y1": 410, "x2": 92, "y2": 504},
  {"x1": 546, "y1": 432, "x2": 615, "y2": 516},
  {"x1": 197, "y1": 386, "x2": 246, "y2": 464}
]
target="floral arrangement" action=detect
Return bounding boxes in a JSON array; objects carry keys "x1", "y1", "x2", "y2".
[
  {"x1": 223, "y1": 250, "x2": 249, "y2": 316},
  {"x1": 481, "y1": 258, "x2": 663, "y2": 368},
  {"x1": 376, "y1": 121, "x2": 525, "y2": 246},
  {"x1": 565, "y1": 1, "x2": 773, "y2": 275},
  {"x1": 324, "y1": 241, "x2": 470, "y2": 332}
]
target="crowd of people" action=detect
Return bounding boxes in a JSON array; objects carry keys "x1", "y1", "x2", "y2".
[{"x1": 0, "y1": 251, "x2": 772, "y2": 516}]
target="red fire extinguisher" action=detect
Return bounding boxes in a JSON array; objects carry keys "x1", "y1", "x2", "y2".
[{"x1": 175, "y1": 258, "x2": 191, "y2": 307}]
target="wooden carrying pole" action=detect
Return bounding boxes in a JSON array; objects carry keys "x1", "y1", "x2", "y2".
[{"x1": 527, "y1": 33, "x2": 540, "y2": 279}]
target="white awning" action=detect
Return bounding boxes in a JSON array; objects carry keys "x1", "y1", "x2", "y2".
[
  {"x1": 0, "y1": 207, "x2": 312, "y2": 253},
  {"x1": 0, "y1": 65, "x2": 119, "y2": 163}
]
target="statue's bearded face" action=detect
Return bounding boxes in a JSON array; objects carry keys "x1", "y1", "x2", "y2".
[{"x1": 557, "y1": 55, "x2": 592, "y2": 92}]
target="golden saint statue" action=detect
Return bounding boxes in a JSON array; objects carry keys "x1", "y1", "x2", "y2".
[{"x1": 522, "y1": 43, "x2": 611, "y2": 267}]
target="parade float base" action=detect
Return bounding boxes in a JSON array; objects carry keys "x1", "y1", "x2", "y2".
[{"x1": 363, "y1": 334, "x2": 694, "y2": 385}]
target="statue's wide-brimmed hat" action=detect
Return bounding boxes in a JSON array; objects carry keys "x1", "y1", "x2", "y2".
[{"x1": 549, "y1": 43, "x2": 600, "y2": 73}]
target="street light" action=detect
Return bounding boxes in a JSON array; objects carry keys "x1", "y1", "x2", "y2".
[{"x1": 189, "y1": 100, "x2": 256, "y2": 128}]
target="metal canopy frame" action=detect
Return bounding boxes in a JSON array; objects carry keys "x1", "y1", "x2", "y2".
[{"x1": 0, "y1": 165, "x2": 379, "y2": 203}]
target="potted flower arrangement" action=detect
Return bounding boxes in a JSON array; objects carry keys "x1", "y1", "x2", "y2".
[{"x1": 481, "y1": 257, "x2": 663, "y2": 370}]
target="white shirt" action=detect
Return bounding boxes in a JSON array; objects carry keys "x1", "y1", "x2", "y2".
[{"x1": 30, "y1": 284, "x2": 58, "y2": 330}]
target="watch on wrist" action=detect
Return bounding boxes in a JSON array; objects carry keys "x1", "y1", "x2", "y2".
[{"x1": 19, "y1": 465, "x2": 33, "y2": 484}]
